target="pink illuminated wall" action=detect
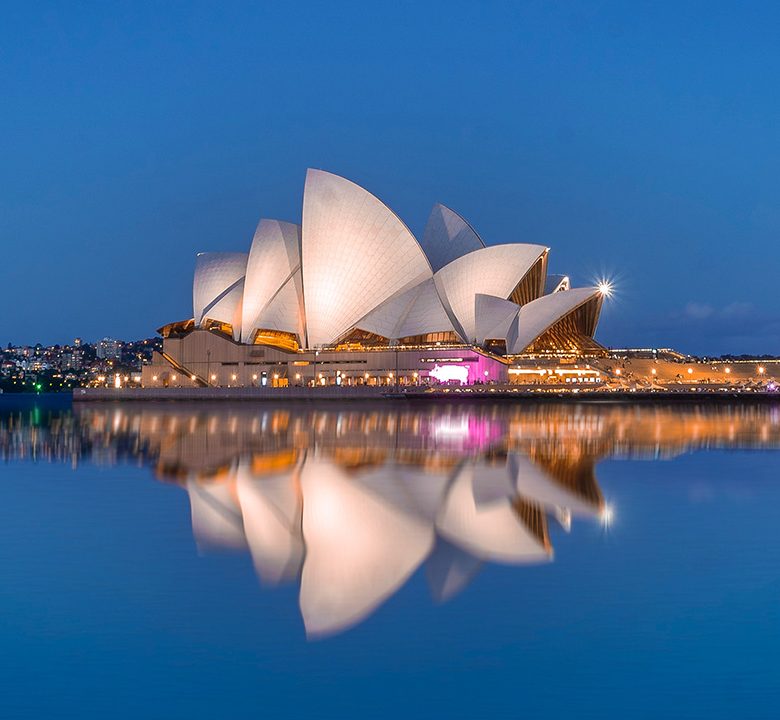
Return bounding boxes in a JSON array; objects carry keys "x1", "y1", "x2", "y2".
[{"x1": 422, "y1": 351, "x2": 506, "y2": 385}]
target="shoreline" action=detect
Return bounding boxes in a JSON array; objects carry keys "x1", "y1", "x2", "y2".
[{"x1": 64, "y1": 386, "x2": 780, "y2": 403}]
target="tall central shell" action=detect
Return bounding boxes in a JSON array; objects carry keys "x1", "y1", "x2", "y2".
[{"x1": 301, "y1": 169, "x2": 433, "y2": 347}]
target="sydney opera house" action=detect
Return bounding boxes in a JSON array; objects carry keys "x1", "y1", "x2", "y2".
[{"x1": 144, "y1": 169, "x2": 607, "y2": 388}]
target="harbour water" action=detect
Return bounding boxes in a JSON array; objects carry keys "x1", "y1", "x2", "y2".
[{"x1": 1, "y1": 397, "x2": 779, "y2": 718}]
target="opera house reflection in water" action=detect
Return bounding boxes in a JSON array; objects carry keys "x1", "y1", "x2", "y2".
[
  {"x1": 74, "y1": 403, "x2": 611, "y2": 637},
  {"x1": 5, "y1": 401, "x2": 780, "y2": 638}
]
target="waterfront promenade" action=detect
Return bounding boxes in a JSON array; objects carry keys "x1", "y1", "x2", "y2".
[{"x1": 73, "y1": 384, "x2": 780, "y2": 402}]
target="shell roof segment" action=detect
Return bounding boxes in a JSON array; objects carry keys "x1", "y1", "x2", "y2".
[
  {"x1": 421, "y1": 203, "x2": 485, "y2": 273},
  {"x1": 187, "y1": 169, "x2": 602, "y2": 351},
  {"x1": 433, "y1": 244, "x2": 548, "y2": 343},
  {"x1": 192, "y1": 252, "x2": 248, "y2": 328},
  {"x1": 301, "y1": 169, "x2": 433, "y2": 347},
  {"x1": 510, "y1": 286, "x2": 602, "y2": 353},
  {"x1": 240, "y1": 220, "x2": 303, "y2": 342}
]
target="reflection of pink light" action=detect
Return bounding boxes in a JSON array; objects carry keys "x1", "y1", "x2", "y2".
[
  {"x1": 429, "y1": 415, "x2": 504, "y2": 449},
  {"x1": 420, "y1": 414, "x2": 505, "y2": 450},
  {"x1": 433, "y1": 416, "x2": 470, "y2": 442},
  {"x1": 468, "y1": 417, "x2": 503, "y2": 447},
  {"x1": 430, "y1": 364, "x2": 469, "y2": 385}
]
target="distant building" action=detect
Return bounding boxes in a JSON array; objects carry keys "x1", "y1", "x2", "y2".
[{"x1": 96, "y1": 337, "x2": 122, "y2": 361}]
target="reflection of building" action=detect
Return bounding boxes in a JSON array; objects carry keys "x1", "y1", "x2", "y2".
[
  {"x1": 144, "y1": 169, "x2": 607, "y2": 388},
  {"x1": 180, "y1": 440, "x2": 603, "y2": 638},
  {"x1": 5, "y1": 401, "x2": 780, "y2": 637},
  {"x1": 68, "y1": 402, "x2": 780, "y2": 637}
]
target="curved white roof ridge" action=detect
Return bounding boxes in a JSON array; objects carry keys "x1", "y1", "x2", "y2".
[
  {"x1": 202, "y1": 280, "x2": 245, "y2": 339},
  {"x1": 305, "y1": 168, "x2": 432, "y2": 272},
  {"x1": 474, "y1": 294, "x2": 521, "y2": 345},
  {"x1": 433, "y1": 243, "x2": 548, "y2": 343},
  {"x1": 510, "y1": 286, "x2": 602, "y2": 354},
  {"x1": 350, "y1": 280, "x2": 424, "y2": 340},
  {"x1": 192, "y1": 252, "x2": 248, "y2": 328},
  {"x1": 250, "y1": 271, "x2": 305, "y2": 340},
  {"x1": 302, "y1": 168, "x2": 433, "y2": 346},
  {"x1": 422, "y1": 203, "x2": 486, "y2": 272},
  {"x1": 396, "y1": 277, "x2": 456, "y2": 339},
  {"x1": 240, "y1": 219, "x2": 303, "y2": 342},
  {"x1": 351, "y1": 276, "x2": 455, "y2": 341}
]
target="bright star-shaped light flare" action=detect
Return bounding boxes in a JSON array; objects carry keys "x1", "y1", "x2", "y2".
[{"x1": 597, "y1": 280, "x2": 614, "y2": 298}]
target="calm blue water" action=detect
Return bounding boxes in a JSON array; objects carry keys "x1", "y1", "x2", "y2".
[{"x1": 1, "y1": 397, "x2": 779, "y2": 719}]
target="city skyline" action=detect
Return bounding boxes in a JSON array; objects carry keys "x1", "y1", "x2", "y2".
[{"x1": 3, "y1": 3, "x2": 780, "y2": 354}]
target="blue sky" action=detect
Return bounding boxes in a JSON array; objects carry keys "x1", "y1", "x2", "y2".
[{"x1": 2, "y1": 1, "x2": 779, "y2": 354}]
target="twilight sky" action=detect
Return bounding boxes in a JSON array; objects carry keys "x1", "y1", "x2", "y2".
[{"x1": 2, "y1": 2, "x2": 779, "y2": 354}]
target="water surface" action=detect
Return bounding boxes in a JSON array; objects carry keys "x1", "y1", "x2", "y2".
[{"x1": 1, "y1": 398, "x2": 779, "y2": 718}]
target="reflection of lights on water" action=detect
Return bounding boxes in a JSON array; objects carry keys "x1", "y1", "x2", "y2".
[
  {"x1": 554, "y1": 507, "x2": 571, "y2": 532},
  {"x1": 433, "y1": 416, "x2": 470, "y2": 440},
  {"x1": 429, "y1": 416, "x2": 502, "y2": 451},
  {"x1": 601, "y1": 503, "x2": 615, "y2": 530},
  {"x1": 22, "y1": 403, "x2": 780, "y2": 638}
]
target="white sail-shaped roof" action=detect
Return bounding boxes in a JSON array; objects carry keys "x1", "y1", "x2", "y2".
[
  {"x1": 192, "y1": 252, "x2": 247, "y2": 330},
  {"x1": 510, "y1": 287, "x2": 601, "y2": 354},
  {"x1": 204, "y1": 282, "x2": 244, "y2": 340},
  {"x1": 240, "y1": 220, "x2": 304, "y2": 342},
  {"x1": 301, "y1": 169, "x2": 432, "y2": 347},
  {"x1": 434, "y1": 244, "x2": 547, "y2": 343},
  {"x1": 436, "y1": 463, "x2": 552, "y2": 565},
  {"x1": 354, "y1": 277, "x2": 455, "y2": 340},
  {"x1": 474, "y1": 294, "x2": 521, "y2": 345},
  {"x1": 299, "y1": 457, "x2": 434, "y2": 638},
  {"x1": 351, "y1": 281, "x2": 420, "y2": 340},
  {"x1": 396, "y1": 278, "x2": 456, "y2": 339},
  {"x1": 183, "y1": 169, "x2": 605, "y2": 351},
  {"x1": 421, "y1": 203, "x2": 485, "y2": 273},
  {"x1": 249, "y1": 273, "x2": 304, "y2": 339}
]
